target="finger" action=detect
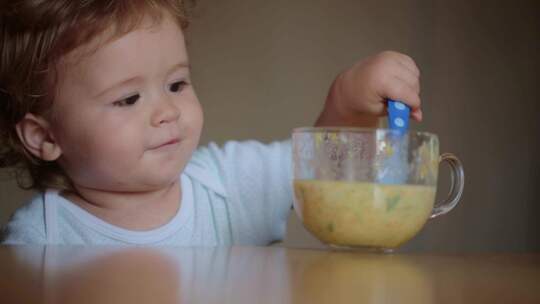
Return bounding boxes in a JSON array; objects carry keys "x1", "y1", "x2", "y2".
[
  {"x1": 394, "y1": 71, "x2": 420, "y2": 94},
  {"x1": 385, "y1": 79, "x2": 421, "y2": 110},
  {"x1": 411, "y1": 108, "x2": 423, "y2": 122},
  {"x1": 379, "y1": 51, "x2": 420, "y2": 77},
  {"x1": 395, "y1": 53, "x2": 421, "y2": 78},
  {"x1": 378, "y1": 52, "x2": 420, "y2": 93}
]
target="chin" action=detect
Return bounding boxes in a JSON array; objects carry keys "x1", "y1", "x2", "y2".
[
  {"x1": 144, "y1": 166, "x2": 183, "y2": 188},
  {"x1": 143, "y1": 172, "x2": 180, "y2": 188},
  {"x1": 110, "y1": 158, "x2": 186, "y2": 191}
]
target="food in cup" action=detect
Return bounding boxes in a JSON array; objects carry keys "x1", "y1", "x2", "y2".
[{"x1": 294, "y1": 180, "x2": 436, "y2": 248}]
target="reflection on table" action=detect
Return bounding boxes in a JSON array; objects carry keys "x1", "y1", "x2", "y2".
[{"x1": 0, "y1": 246, "x2": 539, "y2": 303}]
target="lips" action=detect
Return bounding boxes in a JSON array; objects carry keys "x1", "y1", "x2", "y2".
[{"x1": 150, "y1": 138, "x2": 180, "y2": 150}]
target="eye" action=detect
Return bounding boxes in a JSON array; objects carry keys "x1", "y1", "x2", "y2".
[
  {"x1": 113, "y1": 94, "x2": 140, "y2": 107},
  {"x1": 169, "y1": 80, "x2": 187, "y2": 93}
]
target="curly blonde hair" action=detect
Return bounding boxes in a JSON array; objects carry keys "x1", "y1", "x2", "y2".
[{"x1": 0, "y1": 0, "x2": 196, "y2": 191}]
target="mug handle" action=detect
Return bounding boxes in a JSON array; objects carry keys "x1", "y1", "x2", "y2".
[{"x1": 430, "y1": 153, "x2": 465, "y2": 218}]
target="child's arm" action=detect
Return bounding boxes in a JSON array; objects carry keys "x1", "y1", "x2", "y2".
[{"x1": 315, "y1": 51, "x2": 422, "y2": 128}]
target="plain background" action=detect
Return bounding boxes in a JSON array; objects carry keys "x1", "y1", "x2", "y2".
[{"x1": 1, "y1": 0, "x2": 539, "y2": 252}]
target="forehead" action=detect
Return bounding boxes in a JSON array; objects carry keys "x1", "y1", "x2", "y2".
[{"x1": 55, "y1": 15, "x2": 187, "y2": 91}]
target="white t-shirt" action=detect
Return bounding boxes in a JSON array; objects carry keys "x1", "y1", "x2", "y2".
[{"x1": 1, "y1": 140, "x2": 293, "y2": 245}]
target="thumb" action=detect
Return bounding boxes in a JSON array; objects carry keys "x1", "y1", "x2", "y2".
[{"x1": 410, "y1": 108, "x2": 423, "y2": 122}]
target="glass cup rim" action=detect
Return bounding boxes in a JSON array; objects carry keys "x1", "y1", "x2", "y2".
[{"x1": 293, "y1": 126, "x2": 437, "y2": 138}]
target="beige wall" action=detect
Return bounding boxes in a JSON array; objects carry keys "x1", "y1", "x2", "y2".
[{"x1": 1, "y1": 0, "x2": 538, "y2": 252}]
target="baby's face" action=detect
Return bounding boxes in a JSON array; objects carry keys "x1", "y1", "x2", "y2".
[{"x1": 49, "y1": 15, "x2": 203, "y2": 192}]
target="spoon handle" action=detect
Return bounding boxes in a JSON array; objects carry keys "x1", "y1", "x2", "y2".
[{"x1": 387, "y1": 100, "x2": 410, "y2": 133}]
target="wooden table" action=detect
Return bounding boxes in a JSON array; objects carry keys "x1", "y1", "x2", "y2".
[{"x1": 0, "y1": 246, "x2": 538, "y2": 303}]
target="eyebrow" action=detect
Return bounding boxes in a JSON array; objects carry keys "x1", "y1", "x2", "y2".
[
  {"x1": 93, "y1": 76, "x2": 143, "y2": 99},
  {"x1": 167, "y1": 62, "x2": 191, "y2": 75},
  {"x1": 93, "y1": 62, "x2": 191, "y2": 99}
]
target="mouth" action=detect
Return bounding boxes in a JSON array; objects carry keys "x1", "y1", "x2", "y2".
[{"x1": 151, "y1": 138, "x2": 181, "y2": 150}]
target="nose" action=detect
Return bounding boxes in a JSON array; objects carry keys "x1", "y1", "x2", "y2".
[{"x1": 151, "y1": 95, "x2": 180, "y2": 127}]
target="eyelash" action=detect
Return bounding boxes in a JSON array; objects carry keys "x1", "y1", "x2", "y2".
[
  {"x1": 169, "y1": 80, "x2": 188, "y2": 93},
  {"x1": 112, "y1": 81, "x2": 188, "y2": 107},
  {"x1": 113, "y1": 94, "x2": 140, "y2": 107}
]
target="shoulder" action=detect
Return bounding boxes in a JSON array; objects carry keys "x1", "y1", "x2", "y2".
[{"x1": 1, "y1": 193, "x2": 47, "y2": 244}]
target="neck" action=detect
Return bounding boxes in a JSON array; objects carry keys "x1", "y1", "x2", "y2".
[{"x1": 63, "y1": 180, "x2": 182, "y2": 231}]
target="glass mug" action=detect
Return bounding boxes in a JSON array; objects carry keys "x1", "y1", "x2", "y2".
[{"x1": 292, "y1": 127, "x2": 464, "y2": 251}]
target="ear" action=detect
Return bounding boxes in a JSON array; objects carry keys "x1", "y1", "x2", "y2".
[{"x1": 15, "y1": 113, "x2": 62, "y2": 161}]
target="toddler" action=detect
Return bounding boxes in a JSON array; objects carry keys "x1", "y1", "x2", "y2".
[{"x1": 0, "y1": 0, "x2": 421, "y2": 245}]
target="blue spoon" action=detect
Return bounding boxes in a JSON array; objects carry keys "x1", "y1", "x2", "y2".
[
  {"x1": 378, "y1": 99, "x2": 410, "y2": 184},
  {"x1": 387, "y1": 100, "x2": 410, "y2": 134}
]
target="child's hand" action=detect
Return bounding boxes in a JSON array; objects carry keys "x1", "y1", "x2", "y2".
[{"x1": 316, "y1": 51, "x2": 421, "y2": 127}]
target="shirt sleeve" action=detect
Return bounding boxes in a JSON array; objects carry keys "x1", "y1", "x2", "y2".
[
  {"x1": 1, "y1": 196, "x2": 47, "y2": 245},
  {"x1": 196, "y1": 139, "x2": 293, "y2": 245}
]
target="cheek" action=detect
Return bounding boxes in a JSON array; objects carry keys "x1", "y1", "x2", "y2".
[
  {"x1": 182, "y1": 94, "x2": 204, "y2": 134},
  {"x1": 62, "y1": 125, "x2": 147, "y2": 187},
  {"x1": 55, "y1": 113, "x2": 145, "y2": 166},
  {"x1": 88, "y1": 122, "x2": 145, "y2": 163}
]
